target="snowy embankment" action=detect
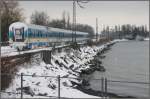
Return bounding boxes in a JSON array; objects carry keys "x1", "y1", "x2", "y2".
[
  {"x1": 1, "y1": 46, "x2": 17, "y2": 56},
  {"x1": 1, "y1": 40, "x2": 123, "y2": 98},
  {"x1": 144, "y1": 37, "x2": 149, "y2": 41},
  {"x1": 1, "y1": 46, "x2": 53, "y2": 57}
]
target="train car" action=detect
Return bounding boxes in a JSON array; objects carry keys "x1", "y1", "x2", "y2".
[{"x1": 9, "y1": 22, "x2": 89, "y2": 50}]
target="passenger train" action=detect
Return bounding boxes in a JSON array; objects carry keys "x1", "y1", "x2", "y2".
[{"x1": 9, "y1": 22, "x2": 89, "y2": 50}]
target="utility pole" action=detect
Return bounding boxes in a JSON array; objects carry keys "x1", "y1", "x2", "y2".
[
  {"x1": 72, "y1": 0, "x2": 89, "y2": 43},
  {"x1": 72, "y1": 0, "x2": 76, "y2": 43},
  {"x1": 96, "y1": 18, "x2": 98, "y2": 41},
  {"x1": 0, "y1": 11, "x2": 1, "y2": 99}
]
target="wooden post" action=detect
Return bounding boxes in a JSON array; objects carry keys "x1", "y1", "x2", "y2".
[
  {"x1": 49, "y1": 51, "x2": 51, "y2": 64},
  {"x1": 105, "y1": 78, "x2": 107, "y2": 97},
  {"x1": 21, "y1": 73, "x2": 23, "y2": 99},
  {"x1": 101, "y1": 77, "x2": 104, "y2": 98},
  {"x1": 58, "y1": 75, "x2": 60, "y2": 99}
]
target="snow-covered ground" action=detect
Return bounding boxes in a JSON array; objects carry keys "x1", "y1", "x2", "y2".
[
  {"x1": 144, "y1": 37, "x2": 149, "y2": 41},
  {"x1": 1, "y1": 39, "x2": 126, "y2": 98},
  {"x1": 1, "y1": 46, "x2": 52, "y2": 57},
  {"x1": 2, "y1": 46, "x2": 105, "y2": 98},
  {"x1": 0, "y1": 39, "x2": 129, "y2": 57},
  {"x1": 1, "y1": 46, "x2": 17, "y2": 57}
]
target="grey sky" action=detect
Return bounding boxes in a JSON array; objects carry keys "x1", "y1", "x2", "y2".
[{"x1": 19, "y1": 1, "x2": 149, "y2": 32}]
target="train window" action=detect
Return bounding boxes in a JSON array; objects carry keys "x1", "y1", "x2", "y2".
[
  {"x1": 42, "y1": 31, "x2": 45, "y2": 37},
  {"x1": 44, "y1": 32, "x2": 46, "y2": 38},
  {"x1": 38, "y1": 30, "x2": 40, "y2": 37},
  {"x1": 49, "y1": 32, "x2": 51, "y2": 37},
  {"x1": 37, "y1": 30, "x2": 39, "y2": 37},
  {"x1": 42, "y1": 31, "x2": 44, "y2": 38},
  {"x1": 35, "y1": 30, "x2": 37, "y2": 37},
  {"x1": 59, "y1": 32, "x2": 61, "y2": 38},
  {"x1": 36, "y1": 30, "x2": 38, "y2": 37},
  {"x1": 48, "y1": 32, "x2": 49, "y2": 37},
  {"x1": 49, "y1": 32, "x2": 52, "y2": 37},
  {"x1": 27, "y1": 29, "x2": 30, "y2": 37},
  {"x1": 40, "y1": 31, "x2": 42, "y2": 37},
  {"x1": 34, "y1": 30, "x2": 36, "y2": 37},
  {"x1": 51, "y1": 32, "x2": 54, "y2": 37},
  {"x1": 33, "y1": 29, "x2": 35, "y2": 37},
  {"x1": 56, "y1": 32, "x2": 59, "y2": 37},
  {"x1": 30, "y1": 30, "x2": 32, "y2": 37},
  {"x1": 30, "y1": 29, "x2": 33, "y2": 37},
  {"x1": 53, "y1": 32, "x2": 55, "y2": 37},
  {"x1": 34, "y1": 29, "x2": 36, "y2": 37},
  {"x1": 58, "y1": 32, "x2": 60, "y2": 38},
  {"x1": 43, "y1": 31, "x2": 46, "y2": 37},
  {"x1": 32, "y1": 29, "x2": 34, "y2": 37},
  {"x1": 45, "y1": 32, "x2": 47, "y2": 37},
  {"x1": 30, "y1": 29, "x2": 32, "y2": 37}
]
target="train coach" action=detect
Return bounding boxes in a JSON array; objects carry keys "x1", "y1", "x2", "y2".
[{"x1": 9, "y1": 22, "x2": 89, "y2": 50}]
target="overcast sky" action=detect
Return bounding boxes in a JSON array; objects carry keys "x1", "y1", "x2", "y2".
[{"x1": 19, "y1": 1, "x2": 149, "y2": 32}]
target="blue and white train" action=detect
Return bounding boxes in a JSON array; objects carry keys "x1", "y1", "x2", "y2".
[{"x1": 9, "y1": 22, "x2": 89, "y2": 50}]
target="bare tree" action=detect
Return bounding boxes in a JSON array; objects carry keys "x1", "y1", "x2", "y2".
[
  {"x1": 30, "y1": 11, "x2": 49, "y2": 26},
  {"x1": 0, "y1": 0, "x2": 24, "y2": 42},
  {"x1": 67, "y1": 12, "x2": 71, "y2": 29},
  {"x1": 62, "y1": 11, "x2": 66, "y2": 29}
]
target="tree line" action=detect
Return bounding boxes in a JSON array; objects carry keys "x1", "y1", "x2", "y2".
[
  {"x1": 101, "y1": 24, "x2": 149, "y2": 40},
  {"x1": 0, "y1": 0, "x2": 94, "y2": 42},
  {"x1": 0, "y1": 0, "x2": 149, "y2": 42},
  {"x1": 30, "y1": 11, "x2": 95, "y2": 37}
]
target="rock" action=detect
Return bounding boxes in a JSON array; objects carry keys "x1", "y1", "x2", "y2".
[
  {"x1": 62, "y1": 82, "x2": 68, "y2": 87},
  {"x1": 32, "y1": 73, "x2": 36, "y2": 77},
  {"x1": 38, "y1": 93, "x2": 48, "y2": 96},
  {"x1": 62, "y1": 74, "x2": 69, "y2": 78},
  {"x1": 17, "y1": 86, "x2": 35, "y2": 96},
  {"x1": 99, "y1": 55, "x2": 106, "y2": 59},
  {"x1": 36, "y1": 82, "x2": 40, "y2": 86},
  {"x1": 82, "y1": 79, "x2": 90, "y2": 86},
  {"x1": 55, "y1": 60, "x2": 60, "y2": 65},
  {"x1": 63, "y1": 58, "x2": 68, "y2": 64},
  {"x1": 96, "y1": 66, "x2": 106, "y2": 72},
  {"x1": 48, "y1": 84, "x2": 56, "y2": 89},
  {"x1": 70, "y1": 64, "x2": 74, "y2": 69},
  {"x1": 45, "y1": 66, "x2": 49, "y2": 69}
]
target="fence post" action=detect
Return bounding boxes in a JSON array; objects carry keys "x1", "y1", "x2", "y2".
[
  {"x1": 21, "y1": 73, "x2": 23, "y2": 99},
  {"x1": 101, "y1": 77, "x2": 104, "y2": 98},
  {"x1": 104, "y1": 78, "x2": 107, "y2": 97},
  {"x1": 50, "y1": 51, "x2": 51, "y2": 64},
  {"x1": 58, "y1": 75, "x2": 60, "y2": 99}
]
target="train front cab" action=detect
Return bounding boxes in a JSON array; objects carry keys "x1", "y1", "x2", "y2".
[{"x1": 9, "y1": 27, "x2": 26, "y2": 51}]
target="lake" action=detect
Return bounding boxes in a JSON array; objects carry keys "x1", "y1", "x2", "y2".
[{"x1": 88, "y1": 40, "x2": 149, "y2": 98}]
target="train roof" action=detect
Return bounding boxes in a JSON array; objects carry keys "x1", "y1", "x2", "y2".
[
  {"x1": 9, "y1": 22, "x2": 28, "y2": 31},
  {"x1": 9, "y1": 22, "x2": 89, "y2": 35}
]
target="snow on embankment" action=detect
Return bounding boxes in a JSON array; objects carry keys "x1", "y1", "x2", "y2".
[
  {"x1": 1, "y1": 46, "x2": 17, "y2": 56},
  {"x1": 1, "y1": 46, "x2": 52, "y2": 57},
  {"x1": 144, "y1": 37, "x2": 149, "y2": 41},
  {"x1": 1, "y1": 39, "x2": 124, "y2": 98},
  {"x1": 2, "y1": 45, "x2": 107, "y2": 98}
]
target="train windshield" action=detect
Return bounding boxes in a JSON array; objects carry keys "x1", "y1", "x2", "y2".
[{"x1": 14, "y1": 28, "x2": 24, "y2": 42}]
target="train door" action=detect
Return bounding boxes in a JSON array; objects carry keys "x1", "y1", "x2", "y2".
[{"x1": 14, "y1": 27, "x2": 24, "y2": 42}]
